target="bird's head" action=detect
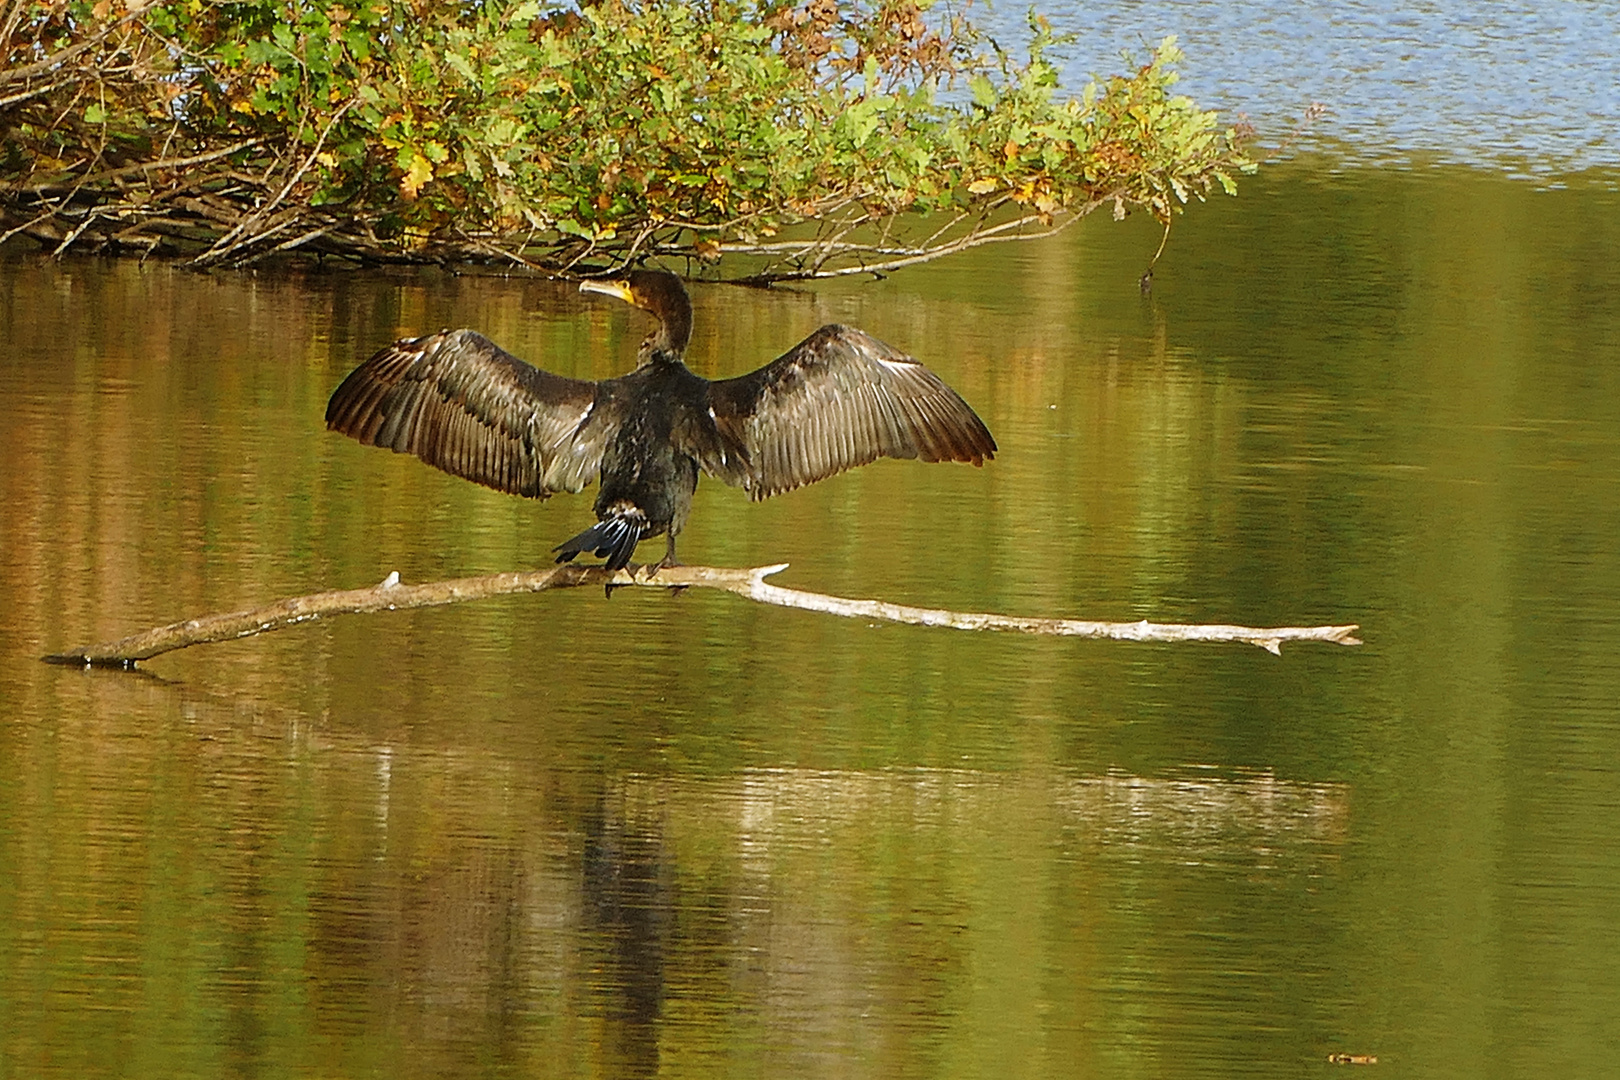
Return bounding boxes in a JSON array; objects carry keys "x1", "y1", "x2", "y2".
[
  {"x1": 580, "y1": 268, "x2": 692, "y2": 360},
  {"x1": 579, "y1": 268, "x2": 688, "y2": 318}
]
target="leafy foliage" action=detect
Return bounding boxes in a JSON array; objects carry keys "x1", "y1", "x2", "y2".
[{"x1": 0, "y1": 0, "x2": 1253, "y2": 277}]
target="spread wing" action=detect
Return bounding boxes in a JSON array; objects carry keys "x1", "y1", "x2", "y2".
[
  {"x1": 325, "y1": 329, "x2": 614, "y2": 498},
  {"x1": 703, "y1": 324, "x2": 996, "y2": 499}
]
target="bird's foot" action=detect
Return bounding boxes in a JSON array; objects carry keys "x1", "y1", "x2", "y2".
[
  {"x1": 650, "y1": 556, "x2": 690, "y2": 592},
  {"x1": 600, "y1": 558, "x2": 680, "y2": 597}
]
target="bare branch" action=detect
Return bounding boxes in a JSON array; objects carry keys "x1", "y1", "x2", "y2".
[
  {"x1": 50, "y1": 207, "x2": 103, "y2": 255},
  {"x1": 729, "y1": 202, "x2": 1103, "y2": 283},
  {"x1": 0, "y1": 205, "x2": 60, "y2": 246},
  {"x1": 7, "y1": 139, "x2": 265, "y2": 194},
  {"x1": 42, "y1": 564, "x2": 1362, "y2": 669},
  {"x1": 237, "y1": 223, "x2": 335, "y2": 264}
]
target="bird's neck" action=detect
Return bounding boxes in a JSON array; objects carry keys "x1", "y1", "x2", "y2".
[
  {"x1": 638, "y1": 310, "x2": 692, "y2": 367},
  {"x1": 659, "y1": 306, "x2": 692, "y2": 355}
]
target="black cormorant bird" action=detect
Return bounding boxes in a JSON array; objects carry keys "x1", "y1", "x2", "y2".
[{"x1": 325, "y1": 269, "x2": 995, "y2": 573}]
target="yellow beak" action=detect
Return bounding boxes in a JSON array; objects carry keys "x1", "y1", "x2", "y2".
[{"x1": 579, "y1": 279, "x2": 634, "y2": 305}]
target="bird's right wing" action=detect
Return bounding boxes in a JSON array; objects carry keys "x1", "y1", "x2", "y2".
[
  {"x1": 325, "y1": 329, "x2": 613, "y2": 498},
  {"x1": 704, "y1": 324, "x2": 996, "y2": 499}
]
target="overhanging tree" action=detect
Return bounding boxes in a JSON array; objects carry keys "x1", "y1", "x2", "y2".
[{"x1": 1, "y1": 0, "x2": 1254, "y2": 279}]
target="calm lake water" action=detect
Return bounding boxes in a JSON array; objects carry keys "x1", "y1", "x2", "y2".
[
  {"x1": 3, "y1": 159, "x2": 1618, "y2": 1078},
  {"x1": 5, "y1": 21, "x2": 1620, "y2": 1075}
]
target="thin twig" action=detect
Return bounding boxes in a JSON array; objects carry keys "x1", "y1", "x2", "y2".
[
  {"x1": 0, "y1": 81, "x2": 67, "y2": 110},
  {"x1": 461, "y1": 231, "x2": 548, "y2": 272},
  {"x1": 0, "y1": 205, "x2": 60, "y2": 246},
  {"x1": 41, "y1": 563, "x2": 1362, "y2": 669},
  {"x1": 50, "y1": 207, "x2": 102, "y2": 255},
  {"x1": 736, "y1": 204, "x2": 1100, "y2": 283},
  {"x1": 236, "y1": 222, "x2": 337, "y2": 264}
]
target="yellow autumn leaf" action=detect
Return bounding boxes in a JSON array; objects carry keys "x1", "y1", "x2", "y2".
[
  {"x1": 966, "y1": 178, "x2": 997, "y2": 194},
  {"x1": 400, "y1": 152, "x2": 433, "y2": 199}
]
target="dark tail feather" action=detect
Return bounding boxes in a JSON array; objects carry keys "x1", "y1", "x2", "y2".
[{"x1": 553, "y1": 516, "x2": 643, "y2": 572}]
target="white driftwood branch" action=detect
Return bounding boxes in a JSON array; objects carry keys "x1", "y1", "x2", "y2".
[{"x1": 42, "y1": 563, "x2": 1362, "y2": 668}]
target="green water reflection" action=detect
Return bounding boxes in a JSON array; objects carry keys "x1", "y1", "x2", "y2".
[{"x1": 2, "y1": 162, "x2": 1618, "y2": 1078}]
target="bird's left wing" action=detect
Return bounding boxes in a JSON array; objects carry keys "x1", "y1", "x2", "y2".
[
  {"x1": 703, "y1": 324, "x2": 996, "y2": 499},
  {"x1": 326, "y1": 329, "x2": 612, "y2": 498}
]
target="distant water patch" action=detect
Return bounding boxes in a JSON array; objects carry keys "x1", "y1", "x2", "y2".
[{"x1": 993, "y1": 0, "x2": 1620, "y2": 178}]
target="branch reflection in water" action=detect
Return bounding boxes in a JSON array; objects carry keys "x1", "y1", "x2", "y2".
[{"x1": 286, "y1": 758, "x2": 1349, "y2": 1072}]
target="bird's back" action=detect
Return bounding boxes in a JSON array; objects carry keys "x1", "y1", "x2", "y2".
[{"x1": 592, "y1": 360, "x2": 718, "y2": 534}]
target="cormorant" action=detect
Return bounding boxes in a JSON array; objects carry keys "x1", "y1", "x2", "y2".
[{"x1": 325, "y1": 269, "x2": 995, "y2": 574}]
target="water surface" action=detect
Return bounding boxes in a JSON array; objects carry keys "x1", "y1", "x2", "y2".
[
  {"x1": 2, "y1": 162, "x2": 1619, "y2": 1077},
  {"x1": 991, "y1": 0, "x2": 1620, "y2": 176}
]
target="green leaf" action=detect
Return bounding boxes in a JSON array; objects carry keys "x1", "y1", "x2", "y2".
[{"x1": 444, "y1": 51, "x2": 477, "y2": 83}]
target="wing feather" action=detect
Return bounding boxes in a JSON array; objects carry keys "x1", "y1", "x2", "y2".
[
  {"x1": 704, "y1": 324, "x2": 996, "y2": 499},
  {"x1": 326, "y1": 329, "x2": 612, "y2": 499}
]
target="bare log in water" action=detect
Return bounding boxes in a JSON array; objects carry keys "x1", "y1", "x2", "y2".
[{"x1": 41, "y1": 564, "x2": 1362, "y2": 669}]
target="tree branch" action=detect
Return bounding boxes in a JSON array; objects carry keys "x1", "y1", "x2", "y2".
[
  {"x1": 7, "y1": 138, "x2": 267, "y2": 195},
  {"x1": 41, "y1": 564, "x2": 1362, "y2": 669}
]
